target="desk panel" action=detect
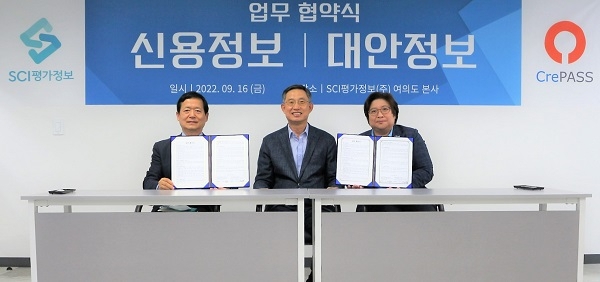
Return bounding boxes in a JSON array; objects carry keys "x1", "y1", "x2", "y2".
[
  {"x1": 36, "y1": 212, "x2": 297, "y2": 282},
  {"x1": 321, "y1": 211, "x2": 578, "y2": 282},
  {"x1": 309, "y1": 188, "x2": 590, "y2": 282},
  {"x1": 24, "y1": 189, "x2": 308, "y2": 282}
]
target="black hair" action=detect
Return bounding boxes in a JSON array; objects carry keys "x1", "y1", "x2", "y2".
[
  {"x1": 281, "y1": 84, "x2": 312, "y2": 103},
  {"x1": 363, "y1": 92, "x2": 399, "y2": 123},
  {"x1": 176, "y1": 91, "x2": 209, "y2": 113}
]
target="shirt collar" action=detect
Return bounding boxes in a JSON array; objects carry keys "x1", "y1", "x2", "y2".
[
  {"x1": 371, "y1": 128, "x2": 393, "y2": 137},
  {"x1": 288, "y1": 124, "x2": 309, "y2": 138},
  {"x1": 181, "y1": 132, "x2": 204, "y2": 137}
]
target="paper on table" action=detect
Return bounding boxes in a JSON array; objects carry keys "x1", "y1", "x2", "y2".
[
  {"x1": 211, "y1": 135, "x2": 250, "y2": 187},
  {"x1": 336, "y1": 134, "x2": 374, "y2": 186},
  {"x1": 171, "y1": 136, "x2": 210, "y2": 188},
  {"x1": 375, "y1": 137, "x2": 412, "y2": 187}
]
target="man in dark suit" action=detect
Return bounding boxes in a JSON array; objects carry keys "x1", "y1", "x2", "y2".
[
  {"x1": 143, "y1": 91, "x2": 218, "y2": 212},
  {"x1": 354, "y1": 91, "x2": 437, "y2": 212},
  {"x1": 254, "y1": 84, "x2": 336, "y2": 282}
]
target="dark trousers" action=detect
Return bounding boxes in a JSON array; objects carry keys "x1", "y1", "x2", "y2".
[
  {"x1": 265, "y1": 202, "x2": 337, "y2": 243},
  {"x1": 265, "y1": 201, "x2": 337, "y2": 282}
]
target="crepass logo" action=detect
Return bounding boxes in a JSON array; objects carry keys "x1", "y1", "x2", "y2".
[
  {"x1": 544, "y1": 21, "x2": 585, "y2": 64},
  {"x1": 537, "y1": 20, "x2": 593, "y2": 83}
]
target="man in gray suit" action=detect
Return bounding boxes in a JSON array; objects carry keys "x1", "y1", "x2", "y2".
[{"x1": 254, "y1": 84, "x2": 336, "y2": 282}]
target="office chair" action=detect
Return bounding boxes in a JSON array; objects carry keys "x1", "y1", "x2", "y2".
[
  {"x1": 136, "y1": 205, "x2": 219, "y2": 212},
  {"x1": 356, "y1": 204, "x2": 444, "y2": 212},
  {"x1": 136, "y1": 205, "x2": 164, "y2": 212}
]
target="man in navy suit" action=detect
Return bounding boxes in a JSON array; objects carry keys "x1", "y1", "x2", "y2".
[
  {"x1": 143, "y1": 91, "x2": 219, "y2": 212},
  {"x1": 352, "y1": 91, "x2": 437, "y2": 212},
  {"x1": 254, "y1": 84, "x2": 336, "y2": 282}
]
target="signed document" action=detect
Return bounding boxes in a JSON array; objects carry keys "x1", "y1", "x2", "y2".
[
  {"x1": 170, "y1": 134, "x2": 250, "y2": 189},
  {"x1": 375, "y1": 137, "x2": 412, "y2": 187},
  {"x1": 171, "y1": 136, "x2": 210, "y2": 188},
  {"x1": 336, "y1": 134, "x2": 413, "y2": 188},
  {"x1": 336, "y1": 134, "x2": 374, "y2": 186},
  {"x1": 210, "y1": 135, "x2": 250, "y2": 188}
]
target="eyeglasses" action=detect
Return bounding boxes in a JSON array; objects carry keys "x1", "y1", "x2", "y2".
[
  {"x1": 368, "y1": 106, "x2": 392, "y2": 116},
  {"x1": 284, "y1": 99, "x2": 310, "y2": 107}
]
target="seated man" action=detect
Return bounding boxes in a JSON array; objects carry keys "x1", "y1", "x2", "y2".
[
  {"x1": 254, "y1": 84, "x2": 337, "y2": 282},
  {"x1": 143, "y1": 91, "x2": 219, "y2": 212},
  {"x1": 351, "y1": 92, "x2": 437, "y2": 212}
]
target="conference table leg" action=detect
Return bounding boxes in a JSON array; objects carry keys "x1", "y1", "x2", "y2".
[
  {"x1": 28, "y1": 204, "x2": 38, "y2": 282},
  {"x1": 297, "y1": 198, "x2": 305, "y2": 282},
  {"x1": 312, "y1": 198, "x2": 322, "y2": 282},
  {"x1": 577, "y1": 199, "x2": 586, "y2": 282}
]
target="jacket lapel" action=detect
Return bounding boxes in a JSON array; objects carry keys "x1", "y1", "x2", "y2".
[
  {"x1": 299, "y1": 125, "x2": 319, "y2": 179},
  {"x1": 277, "y1": 126, "x2": 299, "y2": 180}
]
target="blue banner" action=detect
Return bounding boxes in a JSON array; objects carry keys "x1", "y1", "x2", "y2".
[{"x1": 85, "y1": 0, "x2": 521, "y2": 105}]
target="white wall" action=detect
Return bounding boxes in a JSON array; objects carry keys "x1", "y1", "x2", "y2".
[{"x1": 1, "y1": 0, "x2": 598, "y2": 258}]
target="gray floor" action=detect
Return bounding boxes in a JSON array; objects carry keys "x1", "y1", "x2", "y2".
[{"x1": 1, "y1": 265, "x2": 600, "y2": 281}]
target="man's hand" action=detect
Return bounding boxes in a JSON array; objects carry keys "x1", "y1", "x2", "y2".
[{"x1": 158, "y1": 178, "x2": 175, "y2": 190}]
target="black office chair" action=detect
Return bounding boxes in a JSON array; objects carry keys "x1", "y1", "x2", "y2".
[
  {"x1": 356, "y1": 204, "x2": 444, "y2": 212},
  {"x1": 137, "y1": 205, "x2": 163, "y2": 212},
  {"x1": 135, "y1": 205, "x2": 218, "y2": 212}
]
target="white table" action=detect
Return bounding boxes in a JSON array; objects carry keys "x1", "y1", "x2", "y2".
[
  {"x1": 309, "y1": 188, "x2": 591, "y2": 282},
  {"x1": 23, "y1": 189, "x2": 308, "y2": 282}
]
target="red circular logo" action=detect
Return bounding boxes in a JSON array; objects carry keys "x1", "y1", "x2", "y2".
[{"x1": 545, "y1": 21, "x2": 586, "y2": 64}]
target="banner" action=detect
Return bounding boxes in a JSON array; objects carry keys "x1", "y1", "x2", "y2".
[{"x1": 85, "y1": 0, "x2": 521, "y2": 105}]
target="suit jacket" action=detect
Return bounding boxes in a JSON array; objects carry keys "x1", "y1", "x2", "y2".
[
  {"x1": 143, "y1": 138, "x2": 172, "y2": 191},
  {"x1": 254, "y1": 124, "x2": 337, "y2": 211},
  {"x1": 143, "y1": 137, "x2": 218, "y2": 212},
  {"x1": 360, "y1": 124, "x2": 436, "y2": 212}
]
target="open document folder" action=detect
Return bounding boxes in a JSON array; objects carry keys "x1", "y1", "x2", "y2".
[
  {"x1": 170, "y1": 134, "x2": 250, "y2": 188},
  {"x1": 335, "y1": 134, "x2": 413, "y2": 188}
]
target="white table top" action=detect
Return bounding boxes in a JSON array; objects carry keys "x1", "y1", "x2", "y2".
[
  {"x1": 22, "y1": 188, "x2": 591, "y2": 206},
  {"x1": 307, "y1": 188, "x2": 591, "y2": 205},
  {"x1": 21, "y1": 188, "x2": 310, "y2": 206}
]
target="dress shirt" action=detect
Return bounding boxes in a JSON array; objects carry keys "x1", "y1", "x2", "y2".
[{"x1": 288, "y1": 125, "x2": 309, "y2": 176}]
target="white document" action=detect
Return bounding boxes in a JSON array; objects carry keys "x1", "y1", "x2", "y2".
[
  {"x1": 210, "y1": 135, "x2": 250, "y2": 188},
  {"x1": 375, "y1": 137, "x2": 413, "y2": 187},
  {"x1": 336, "y1": 135, "x2": 374, "y2": 186},
  {"x1": 171, "y1": 136, "x2": 210, "y2": 188},
  {"x1": 336, "y1": 134, "x2": 413, "y2": 187}
]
